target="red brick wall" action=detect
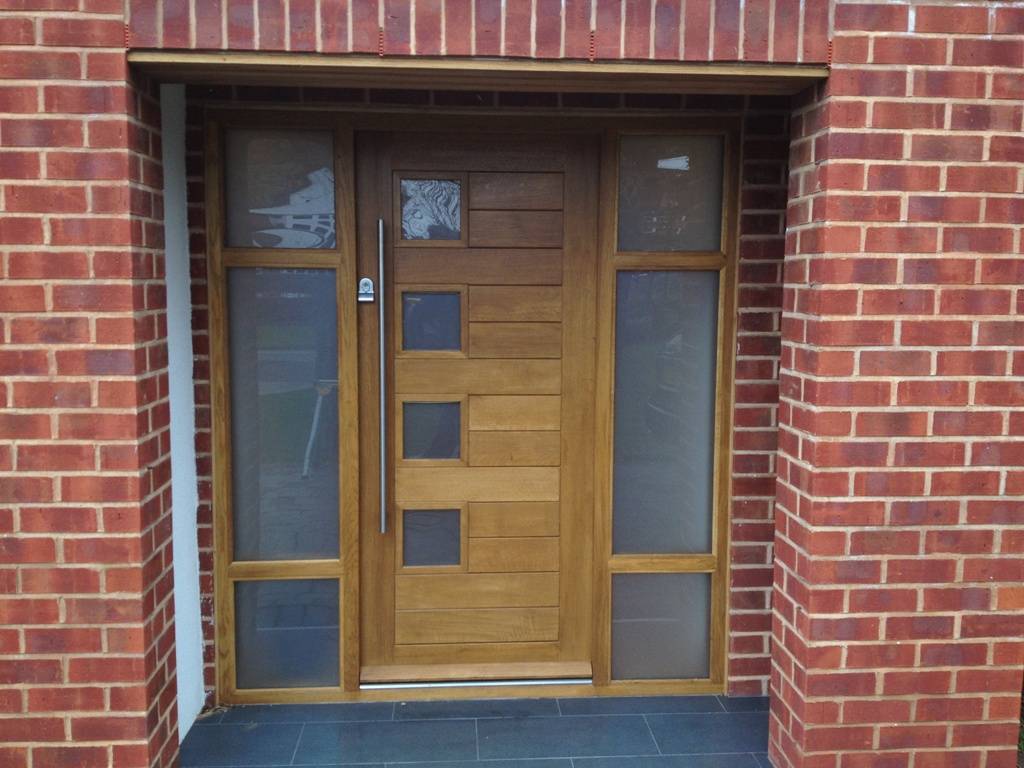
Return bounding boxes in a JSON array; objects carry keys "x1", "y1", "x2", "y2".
[
  {"x1": 772, "y1": 3, "x2": 1024, "y2": 767},
  {"x1": 732, "y1": 97, "x2": 788, "y2": 696},
  {"x1": 0, "y1": 6, "x2": 179, "y2": 768},
  {"x1": 5, "y1": 2, "x2": 1024, "y2": 767},
  {"x1": 127, "y1": 0, "x2": 830, "y2": 63},
  {"x1": 182, "y1": 87, "x2": 789, "y2": 701}
]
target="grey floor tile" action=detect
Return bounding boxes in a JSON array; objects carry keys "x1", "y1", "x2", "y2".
[
  {"x1": 477, "y1": 715, "x2": 658, "y2": 759},
  {"x1": 646, "y1": 713, "x2": 769, "y2": 755},
  {"x1": 294, "y1": 720, "x2": 478, "y2": 765},
  {"x1": 754, "y1": 754, "x2": 773, "y2": 768},
  {"x1": 386, "y1": 761, "x2": 572, "y2": 767},
  {"x1": 717, "y1": 697, "x2": 769, "y2": 713},
  {"x1": 222, "y1": 702, "x2": 395, "y2": 723},
  {"x1": 558, "y1": 696, "x2": 724, "y2": 716},
  {"x1": 179, "y1": 723, "x2": 303, "y2": 767},
  {"x1": 395, "y1": 698, "x2": 559, "y2": 720},
  {"x1": 574, "y1": 756, "x2": 762, "y2": 768}
]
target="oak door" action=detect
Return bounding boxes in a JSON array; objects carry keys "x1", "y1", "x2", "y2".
[{"x1": 357, "y1": 132, "x2": 599, "y2": 683}]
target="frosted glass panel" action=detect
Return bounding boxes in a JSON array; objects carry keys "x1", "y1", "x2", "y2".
[
  {"x1": 401, "y1": 179, "x2": 462, "y2": 240},
  {"x1": 613, "y1": 271, "x2": 718, "y2": 554},
  {"x1": 235, "y1": 579, "x2": 339, "y2": 689},
  {"x1": 612, "y1": 573, "x2": 710, "y2": 680},
  {"x1": 403, "y1": 401, "x2": 461, "y2": 460},
  {"x1": 403, "y1": 292, "x2": 461, "y2": 351},
  {"x1": 225, "y1": 129, "x2": 335, "y2": 248},
  {"x1": 229, "y1": 268, "x2": 339, "y2": 561},
  {"x1": 618, "y1": 135, "x2": 724, "y2": 252},
  {"x1": 403, "y1": 509, "x2": 461, "y2": 566}
]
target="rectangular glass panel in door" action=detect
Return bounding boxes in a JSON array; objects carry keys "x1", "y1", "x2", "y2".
[
  {"x1": 617, "y1": 135, "x2": 724, "y2": 252},
  {"x1": 611, "y1": 573, "x2": 710, "y2": 679},
  {"x1": 402, "y1": 401, "x2": 461, "y2": 460},
  {"x1": 612, "y1": 270, "x2": 719, "y2": 554},
  {"x1": 228, "y1": 268, "x2": 339, "y2": 561},
  {"x1": 402, "y1": 291, "x2": 462, "y2": 350},
  {"x1": 400, "y1": 178, "x2": 462, "y2": 240},
  {"x1": 403, "y1": 509, "x2": 461, "y2": 567},
  {"x1": 235, "y1": 579, "x2": 340, "y2": 688},
  {"x1": 224, "y1": 129, "x2": 336, "y2": 249}
]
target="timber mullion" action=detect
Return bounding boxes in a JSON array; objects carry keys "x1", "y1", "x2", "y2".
[
  {"x1": 611, "y1": 252, "x2": 728, "y2": 270},
  {"x1": 608, "y1": 555, "x2": 718, "y2": 573},
  {"x1": 222, "y1": 249, "x2": 342, "y2": 268},
  {"x1": 227, "y1": 560, "x2": 344, "y2": 579}
]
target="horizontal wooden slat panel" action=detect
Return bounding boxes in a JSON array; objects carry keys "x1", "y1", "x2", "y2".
[
  {"x1": 469, "y1": 431, "x2": 561, "y2": 467},
  {"x1": 395, "y1": 359, "x2": 561, "y2": 394},
  {"x1": 396, "y1": 249, "x2": 562, "y2": 285},
  {"x1": 469, "y1": 501, "x2": 560, "y2": 537},
  {"x1": 469, "y1": 395, "x2": 561, "y2": 430},
  {"x1": 395, "y1": 607, "x2": 559, "y2": 644},
  {"x1": 468, "y1": 286, "x2": 562, "y2": 322},
  {"x1": 469, "y1": 173, "x2": 564, "y2": 210},
  {"x1": 469, "y1": 211, "x2": 563, "y2": 248},
  {"x1": 469, "y1": 322, "x2": 561, "y2": 359},
  {"x1": 387, "y1": 641, "x2": 561, "y2": 665},
  {"x1": 469, "y1": 537, "x2": 560, "y2": 572},
  {"x1": 396, "y1": 572, "x2": 559, "y2": 609},
  {"x1": 396, "y1": 467, "x2": 560, "y2": 502}
]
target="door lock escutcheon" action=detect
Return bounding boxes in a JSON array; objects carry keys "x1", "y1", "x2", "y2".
[{"x1": 357, "y1": 277, "x2": 375, "y2": 303}]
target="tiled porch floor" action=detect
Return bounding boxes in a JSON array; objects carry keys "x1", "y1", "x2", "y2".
[{"x1": 181, "y1": 695, "x2": 771, "y2": 767}]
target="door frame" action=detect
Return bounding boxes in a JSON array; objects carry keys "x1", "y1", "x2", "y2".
[{"x1": 205, "y1": 109, "x2": 740, "y2": 704}]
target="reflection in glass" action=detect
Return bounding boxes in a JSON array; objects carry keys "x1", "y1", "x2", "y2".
[
  {"x1": 618, "y1": 135, "x2": 724, "y2": 252},
  {"x1": 225, "y1": 129, "x2": 336, "y2": 249},
  {"x1": 403, "y1": 401, "x2": 460, "y2": 460},
  {"x1": 235, "y1": 579, "x2": 339, "y2": 688},
  {"x1": 229, "y1": 268, "x2": 339, "y2": 561},
  {"x1": 401, "y1": 179, "x2": 461, "y2": 240},
  {"x1": 403, "y1": 509, "x2": 461, "y2": 567},
  {"x1": 613, "y1": 271, "x2": 718, "y2": 554},
  {"x1": 402, "y1": 292, "x2": 462, "y2": 351},
  {"x1": 612, "y1": 573, "x2": 710, "y2": 679}
]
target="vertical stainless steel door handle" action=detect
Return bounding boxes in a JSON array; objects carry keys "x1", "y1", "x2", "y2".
[{"x1": 378, "y1": 218, "x2": 387, "y2": 534}]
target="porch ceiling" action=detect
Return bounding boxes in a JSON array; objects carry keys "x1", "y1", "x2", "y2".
[{"x1": 128, "y1": 51, "x2": 827, "y2": 95}]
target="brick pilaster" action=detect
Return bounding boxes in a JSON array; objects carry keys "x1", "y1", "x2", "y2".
[
  {"x1": 771, "y1": 3, "x2": 1024, "y2": 767},
  {"x1": 0, "y1": 7, "x2": 177, "y2": 768}
]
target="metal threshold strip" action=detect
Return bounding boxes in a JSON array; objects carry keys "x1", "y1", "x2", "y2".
[{"x1": 361, "y1": 678, "x2": 593, "y2": 690}]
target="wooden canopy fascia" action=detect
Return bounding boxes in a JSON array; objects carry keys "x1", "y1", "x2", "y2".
[{"x1": 128, "y1": 51, "x2": 828, "y2": 96}]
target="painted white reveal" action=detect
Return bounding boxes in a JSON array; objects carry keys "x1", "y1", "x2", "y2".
[{"x1": 161, "y1": 83, "x2": 205, "y2": 739}]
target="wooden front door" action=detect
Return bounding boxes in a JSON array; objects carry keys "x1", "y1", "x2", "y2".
[{"x1": 356, "y1": 132, "x2": 599, "y2": 683}]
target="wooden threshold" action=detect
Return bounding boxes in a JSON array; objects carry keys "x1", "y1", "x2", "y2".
[
  {"x1": 128, "y1": 51, "x2": 827, "y2": 95},
  {"x1": 361, "y1": 661, "x2": 593, "y2": 683}
]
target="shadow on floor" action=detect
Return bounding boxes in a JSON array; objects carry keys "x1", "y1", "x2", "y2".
[{"x1": 181, "y1": 695, "x2": 770, "y2": 767}]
